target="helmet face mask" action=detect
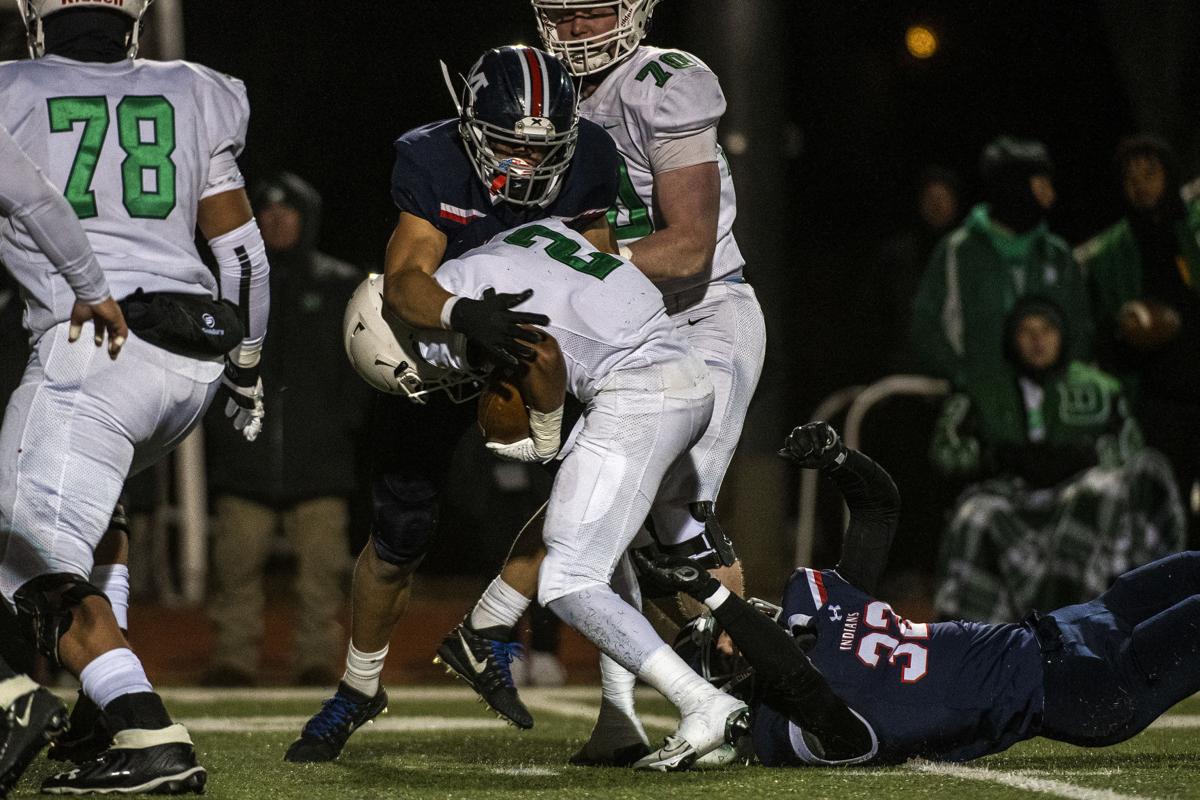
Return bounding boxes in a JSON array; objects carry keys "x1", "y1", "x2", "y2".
[
  {"x1": 454, "y1": 46, "x2": 580, "y2": 208},
  {"x1": 531, "y1": 0, "x2": 661, "y2": 76},
  {"x1": 343, "y1": 275, "x2": 484, "y2": 404},
  {"x1": 673, "y1": 615, "x2": 754, "y2": 700},
  {"x1": 18, "y1": 0, "x2": 153, "y2": 58}
]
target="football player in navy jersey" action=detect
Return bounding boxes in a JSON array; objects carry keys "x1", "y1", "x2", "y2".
[
  {"x1": 638, "y1": 422, "x2": 1200, "y2": 768},
  {"x1": 285, "y1": 45, "x2": 620, "y2": 763}
]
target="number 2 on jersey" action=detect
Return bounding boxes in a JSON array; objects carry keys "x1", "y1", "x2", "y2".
[
  {"x1": 47, "y1": 95, "x2": 176, "y2": 220},
  {"x1": 504, "y1": 224, "x2": 622, "y2": 280}
]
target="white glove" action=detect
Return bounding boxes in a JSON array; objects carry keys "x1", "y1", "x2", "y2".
[
  {"x1": 486, "y1": 437, "x2": 548, "y2": 463},
  {"x1": 220, "y1": 361, "x2": 265, "y2": 442},
  {"x1": 485, "y1": 406, "x2": 563, "y2": 463}
]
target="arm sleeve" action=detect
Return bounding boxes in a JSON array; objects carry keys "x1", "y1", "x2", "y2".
[
  {"x1": 209, "y1": 219, "x2": 270, "y2": 365},
  {"x1": 707, "y1": 592, "x2": 875, "y2": 762},
  {"x1": 826, "y1": 450, "x2": 901, "y2": 596},
  {"x1": 0, "y1": 126, "x2": 109, "y2": 304},
  {"x1": 648, "y1": 125, "x2": 719, "y2": 174}
]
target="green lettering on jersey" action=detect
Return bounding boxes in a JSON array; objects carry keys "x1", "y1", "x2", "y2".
[
  {"x1": 504, "y1": 224, "x2": 622, "y2": 281},
  {"x1": 47, "y1": 95, "x2": 178, "y2": 221},
  {"x1": 605, "y1": 157, "x2": 654, "y2": 241},
  {"x1": 635, "y1": 61, "x2": 671, "y2": 88},
  {"x1": 47, "y1": 97, "x2": 110, "y2": 219},
  {"x1": 659, "y1": 52, "x2": 695, "y2": 69},
  {"x1": 117, "y1": 96, "x2": 177, "y2": 219}
]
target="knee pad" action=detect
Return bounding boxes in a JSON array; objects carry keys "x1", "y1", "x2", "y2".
[
  {"x1": 12, "y1": 573, "x2": 108, "y2": 667},
  {"x1": 369, "y1": 473, "x2": 438, "y2": 567},
  {"x1": 647, "y1": 502, "x2": 737, "y2": 570}
]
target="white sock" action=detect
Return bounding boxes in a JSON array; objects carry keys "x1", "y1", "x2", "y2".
[
  {"x1": 342, "y1": 642, "x2": 388, "y2": 697},
  {"x1": 80, "y1": 648, "x2": 153, "y2": 710},
  {"x1": 92, "y1": 564, "x2": 130, "y2": 630},
  {"x1": 469, "y1": 577, "x2": 531, "y2": 633},
  {"x1": 636, "y1": 644, "x2": 717, "y2": 716},
  {"x1": 588, "y1": 654, "x2": 647, "y2": 747}
]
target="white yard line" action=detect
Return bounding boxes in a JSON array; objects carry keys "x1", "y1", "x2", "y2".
[
  {"x1": 177, "y1": 715, "x2": 506, "y2": 733},
  {"x1": 909, "y1": 760, "x2": 1153, "y2": 800},
  {"x1": 1148, "y1": 714, "x2": 1200, "y2": 729}
]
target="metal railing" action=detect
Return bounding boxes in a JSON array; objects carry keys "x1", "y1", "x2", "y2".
[{"x1": 794, "y1": 374, "x2": 950, "y2": 567}]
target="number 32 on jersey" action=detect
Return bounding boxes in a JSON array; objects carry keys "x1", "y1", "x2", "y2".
[
  {"x1": 855, "y1": 601, "x2": 929, "y2": 683},
  {"x1": 48, "y1": 95, "x2": 176, "y2": 220}
]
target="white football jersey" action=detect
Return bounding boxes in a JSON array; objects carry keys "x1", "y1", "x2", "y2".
[
  {"x1": 581, "y1": 46, "x2": 745, "y2": 294},
  {"x1": 0, "y1": 55, "x2": 248, "y2": 334},
  {"x1": 422, "y1": 219, "x2": 690, "y2": 402}
]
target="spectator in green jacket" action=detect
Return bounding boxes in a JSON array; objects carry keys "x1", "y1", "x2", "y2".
[
  {"x1": 911, "y1": 137, "x2": 1093, "y2": 401},
  {"x1": 931, "y1": 297, "x2": 1184, "y2": 623},
  {"x1": 1076, "y1": 134, "x2": 1200, "y2": 543}
]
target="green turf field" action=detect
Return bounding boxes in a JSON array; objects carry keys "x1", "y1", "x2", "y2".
[{"x1": 11, "y1": 687, "x2": 1200, "y2": 799}]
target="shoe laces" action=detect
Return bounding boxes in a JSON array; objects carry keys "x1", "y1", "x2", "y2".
[
  {"x1": 486, "y1": 640, "x2": 525, "y2": 689},
  {"x1": 304, "y1": 693, "x2": 362, "y2": 740}
]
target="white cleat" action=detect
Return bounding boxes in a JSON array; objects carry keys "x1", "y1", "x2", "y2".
[{"x1": 634, "y1": 693, "x2": 750, "y2": 772}]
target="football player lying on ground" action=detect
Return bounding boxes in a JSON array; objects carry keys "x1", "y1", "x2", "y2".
[{"x1": 636, "y1": 421, "x2": 1200, "y2": 766}]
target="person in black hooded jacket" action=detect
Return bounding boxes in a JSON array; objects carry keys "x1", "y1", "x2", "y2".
[{"x1": 203, "y1": 172, "x2": 368, "y2": 686}]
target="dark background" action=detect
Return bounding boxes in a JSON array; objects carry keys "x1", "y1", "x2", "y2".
[{"x1": 3, "y1": 1, "x2": 1198, "y2": 594}]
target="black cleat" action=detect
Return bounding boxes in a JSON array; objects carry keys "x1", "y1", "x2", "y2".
[
  {"x1": 434, "y1": 622, "x2": 532, "y2": 730},
  {"x1": 284, "y1": 682, "x2": 387, "y2": 763},
  {"x1": 0, "y1": 677, "x2": 69, "y2": 797},
  {"x1": 41, "y1": 723, "x2": 206, "y2": 795},
  {"x1": 48, "y1": 691, "x2": 112, "y2": 764}
]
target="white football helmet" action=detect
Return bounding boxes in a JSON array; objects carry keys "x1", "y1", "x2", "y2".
[
  {"x1": 531, "y1": 0, "x2": 662, "y2": 76},
  {"x1": 343, "y1": 274, "x2": 483, "y2": 404},
  {"x1": 18, "y1": 0, "x2": 154, "y2": 58}
]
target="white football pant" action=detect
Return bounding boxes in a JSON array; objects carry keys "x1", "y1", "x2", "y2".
[{"x1": 0, "y1": 322, "x2": 222, "y2": 603}]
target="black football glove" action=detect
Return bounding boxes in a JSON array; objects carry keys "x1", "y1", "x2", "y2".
[
  {"x1": 631, "y1": 549, "x2": 721, "y2": 602},
  {"x1": 220, "y1": 360, "x2": 265, "y2": 442},
  {"x1": 778, "y1": 421, "x2": 847, "y2": 469},
  {"x1": 449, "y1": 288, "x2": 550, "y2": 367}
]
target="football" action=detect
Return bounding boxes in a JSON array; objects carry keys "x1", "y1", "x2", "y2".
[
  {"x1": 1117, "y1": 299, "x2": 1181, "y2": 351},
  {"x1": 477, "y1": 376, "x2": 529, "y2": 444}
]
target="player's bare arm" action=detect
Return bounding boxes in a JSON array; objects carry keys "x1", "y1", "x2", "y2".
[
  {"x1": 627, "y1": 161, "x2": 720, "y2": 283},
  {"x1": 514, "y1": 327, "x2": 568, "y2": 414},
  {"x1": 577, "y1": 212, "x2": 621, "y2": 254},
  {"x1": 381, "y1": 211, "x2": 450, "y2": 329},
  {"x1": 485, "y1": 327, "x2": 566, "y2": 463}
]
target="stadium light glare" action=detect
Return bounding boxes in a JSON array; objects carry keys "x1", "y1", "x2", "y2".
[{"x1": 906, "y1": 25, "x2": 938, "y2": 59}]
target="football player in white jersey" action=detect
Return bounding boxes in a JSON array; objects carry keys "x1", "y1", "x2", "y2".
[
  {"x1": 348, "y1": 218, "x2": 749, "y2": 770},
  {"x1": 0, "y1": 1, "x2": 270, "y2": 793},
  {"x1": 0, "y1": 121, "x2": 121, "y2": 799},
  {"x1": 451, "y1": 0, "x2": 767, "y2": 766}
]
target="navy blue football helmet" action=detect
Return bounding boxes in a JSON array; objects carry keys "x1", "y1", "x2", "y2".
[{"x1": 452, "y1": 45, "x2": 580, "y2": 207}]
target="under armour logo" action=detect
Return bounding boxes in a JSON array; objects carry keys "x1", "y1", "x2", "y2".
[{"x1": 828, "y1": 605, "x2": 843, "y2": 622}]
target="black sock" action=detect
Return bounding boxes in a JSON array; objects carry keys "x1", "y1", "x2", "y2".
[{"x1": 103, "y1": 692, "x2": 172, "y2": 732}]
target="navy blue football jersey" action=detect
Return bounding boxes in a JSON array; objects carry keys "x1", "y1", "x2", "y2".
[
  {"x1": 390, "y1": 118, "x2": 619, "y2": 261},
  {"x1": 753, "y1": 568, "x2": 1045, "y2": 765}
]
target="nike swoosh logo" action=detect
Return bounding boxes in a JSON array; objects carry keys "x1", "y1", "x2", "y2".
[
  {"x1": 602, "y1": 122, "x2": 620, "y2": 129},
  {"x1": 13, "y1": 696, "x2": 33, "y2": 728},
  {"x1": 460, "y1": 633, "x2": 489, "y2": 675},
  {"x1": 686, "y1": 315, "x2": 713, "y2": 326}
]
